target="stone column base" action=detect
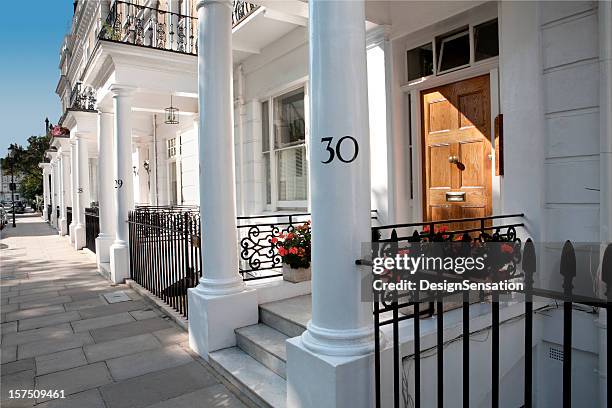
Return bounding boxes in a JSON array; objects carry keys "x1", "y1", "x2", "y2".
[
  {"x1": 59, "y1": 217, "x2": 68, "y2": 236},
  {"x1": 69, "y1": 223, "x2": 76, "y2": 244},
  {"x1": 286, "y1": 337, "x2": 377, "y2": 408},
  {"x1": 188, "y1": 287, "x2": 258, "y2": 359},
  {"x1": 109, "y1": 242, "x2": 130, "y2": 284},
  {"x1": 95, "y1": 234, "x2": 114, "y2": 265},
  {"x1": 74, "y1": 224, "x2": 86, "y2": 250}
]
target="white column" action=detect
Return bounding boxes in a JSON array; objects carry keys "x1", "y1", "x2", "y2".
[
  {"x1": 286, "y1": 1, "x2": 376, "y2": 407},
  {"x1": 59, "y1": 150, "x2": 70, "y2": 235},
  {"x1": 50, "y1": 158, "x2": 58, "y2": 228},
  {"x1": 96, "y1": 110, "x2": 116, "y2": 265},
  {"x1": 109, "y1": 85, "x2": 134, "y2": 283},
  {"x1": 188, "y1": 0, "x2": 257, "y2": 358},
  {"x1": 69, "y1": 140, "x2": 77, "y2": 242},
  {"x1": 40, "y1": 164, "x2": 50, "y2": 220},
  {"x1": 73, "y1": 134, "x2": 90, "y2": 250}
]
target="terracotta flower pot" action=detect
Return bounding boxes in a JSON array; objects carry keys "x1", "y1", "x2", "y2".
[{"x1": 282, "y1": 264, "x2": 311, "y2": 283}]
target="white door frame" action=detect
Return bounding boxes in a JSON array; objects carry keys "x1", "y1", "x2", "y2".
[{"x1": 401, "y1": 58, "x2": 501, "y2": 222}]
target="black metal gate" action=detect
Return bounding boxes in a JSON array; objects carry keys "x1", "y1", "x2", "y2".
[
  {"x1": 371, "y1": 214, "x2": 611, "y2": 408},
  {"x1": 85, "y1": 207, "x2": 99, "y2": 253}
]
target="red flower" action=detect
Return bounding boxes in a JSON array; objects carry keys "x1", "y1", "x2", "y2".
[
  {"x1": 500, "y1": 243, "x2": 514, "y2": 254},
  {"x1": 271, "y1": 237, "x2": 278, "y2": 244},
  {"x1": 289, "y1": 247, "x2": 298, "y2": 255},
  {"x1": 438, "y1": 226, "x2": 448, "y2": 233},
  {"x1": 278, "y1": 247, "x2": 287, "y2": 256},
  {"x1": 286, "y1": 233, "x2": 295, "y2": 240}
]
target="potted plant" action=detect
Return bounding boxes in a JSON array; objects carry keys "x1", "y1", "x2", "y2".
[{"x1": 273, "y1": 221, "x2": 311, "y2": 283}]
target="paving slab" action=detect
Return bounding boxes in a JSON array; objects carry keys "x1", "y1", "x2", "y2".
[
  {"x1": 17, "y1": 296, "x2": 72, "y2": 310},
  {"x1": 106, "y1": 345, "x2": 194, "y2": 381},
  {"x1": 18, "y1": 332, "x2": 93, "y2": 360},
  {"x1": 152, "y1": 327, "x2": 189, "y2": 345},
  {"x1": 130, "y1": 309, "x2": 159, "y2": 320},
  {"x1": 1, "y1": 358, "x2": 35, "y2": 376},
  {"x1": 71, "y1": 312, "x2": 135, "y2": 332},
  {"x1": 0, "y1": 369, "x2": 36, "y2": 407},
  {"x1": 2, "y1": 344, "x2": 17, "y2": 363},
  {"x1": 18, "y1": 311, "x2": 80, "y2": 331},
  {"x1": 35, "y1": 389, "x2": 106, "y2": 408},
  {"x1": 144, "y1": 383, "x2": 249, "y2": 408},
  {"x1": 63, "y1": 297, "x2": 107, "y2": 311},
  {"x1": 90, "y1": 317, "x2": 172, "y2": 343},
  {"x1": 35, "y1": 362, "x2": 112, "y2": 401},
  {"x1": 77, "y1": 299, "x2": 146, "y2": 319},
  {"x1": 5, "y1": 304, "x2": 65, "y2": 322},
  {"x1": 1, "y1": 321, "x2": 18, "y2": 334},
  {"x1": 35, "y1": 348, "x2": 88, "y2": 375},
  {"x1": 100, "y1": 361, "x2": 218, "y2": 408},
  {"x1": 84, "y1": 333, "x2": 162, "y2": 363},
  {"x1": 1, "y1": 324, "x2": 73, "y2": 347}
]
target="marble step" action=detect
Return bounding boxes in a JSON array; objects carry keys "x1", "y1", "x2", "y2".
[
  {"x1": 258, "y1": 295, "x2": 310, "y2": 338},
  {"x1": 209, "y1": 347, "x2": 286, "y2": 408},
  {"x1": 236, "y1": 323, "x2": 289, "y2": 379}
]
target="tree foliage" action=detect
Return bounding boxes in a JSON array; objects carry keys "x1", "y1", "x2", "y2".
[{"x1": 2, "y1": 135, "x2": 50, "y2": 202}]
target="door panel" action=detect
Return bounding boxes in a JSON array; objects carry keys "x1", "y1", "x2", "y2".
[{"x1": 422, "y1": 75, "x2": 492, "y2": 225}]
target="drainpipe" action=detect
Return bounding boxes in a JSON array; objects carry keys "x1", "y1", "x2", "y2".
[
  {"x1": 236, "y1": 64, "x2": 246, "y2": 216},
  {"x1": 598, "y1": 1, "x2": 611, "y2": 406}
]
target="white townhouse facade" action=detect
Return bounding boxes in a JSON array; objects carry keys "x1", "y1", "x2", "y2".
[{"x1": 40, "y1": 1, "x2": 611, "y2": 407}]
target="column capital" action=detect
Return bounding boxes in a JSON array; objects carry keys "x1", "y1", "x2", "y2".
[
  {"x1": 196, "y1": 0, "x2": 232, "y2": 10},
  {"x1": 109, "y1": 84, "x2": 136, "y2": 98}
]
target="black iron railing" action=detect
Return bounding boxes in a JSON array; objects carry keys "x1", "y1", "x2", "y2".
[
  {"x1": 47, "y1": 204, "x2": 52, "y2": 222},
  {"x1": 128, "y1": 207, "x2": 377, "y2": 315},
  {"x1": 69, "y1": 82, "x2": 96, "y2": 111},
  {"x1": 100, "y1": 1, "x2": 259, "y2": 56},
  {"x1": 371, "y1": 214, "x2": 611, "y2": 408},
  {"x1": 128, "y1": 206, "x2": 201, "y2": 317},
  {"x1": 233, "y1": 0, "x2": 259, "y2": 26},
  {"x1": 56, "y1": 206, "x2": 60, "y2": 222},
  {"x1": 238, "y1": 213, "x2": 311, "y2": 281},
  {"x1": 66, "y1": 206, "x2": 72, "y2": 235},
  {"x1": 85, "y1": 207, "x2": 100, "y2": 253}
]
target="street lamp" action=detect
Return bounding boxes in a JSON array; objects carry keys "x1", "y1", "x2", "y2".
[{"x1": 8, "y1": 146, "x2": 16, "y2": 228}]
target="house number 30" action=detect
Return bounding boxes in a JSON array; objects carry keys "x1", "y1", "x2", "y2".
[
  {"x1": 114, "y1": 179, "x2": 123, "y2": 189},
  {"x1": 321, "y1": 136, "x2": 359, "y2": 164},
  {"x1": 77, "y1": 188, "x2": 83, "y2": 193}
]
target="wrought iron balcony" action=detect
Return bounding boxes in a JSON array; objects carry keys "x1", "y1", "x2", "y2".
[
  {"x1": 100, "y1": 0, "x2": 259, "y2": 56},
  {"x1": 69, "y1": 82, "x2": 96, "y2": 111}
]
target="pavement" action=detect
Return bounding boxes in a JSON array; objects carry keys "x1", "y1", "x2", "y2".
[{"x1": 1, "y1": 213, "x2": 252, "y2": 408}]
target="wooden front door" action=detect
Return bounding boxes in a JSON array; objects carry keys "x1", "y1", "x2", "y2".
[{"x1": 421, "y1": 74, "x2": 492, "y2": 228}]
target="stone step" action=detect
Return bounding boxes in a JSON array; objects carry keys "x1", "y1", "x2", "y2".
[
  {"x1": 209, "y1": 347, "x2": 286, "y2": 408},
  {"x1": 236, "y1": 323, "x2": 288, "y2": 379},
  {"x1": 258, "y1": 295, "x2": 310, "y2": 338}
]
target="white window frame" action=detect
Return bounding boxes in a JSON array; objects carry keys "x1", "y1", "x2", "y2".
[
  {"x1": 166, "y1": 136, "x2": 183, "y2": 206},
  {"x1": 402, "y1": 4, "x2": 498, "y2": 87},
  {"x1": 261, "y1": 83, "x2": 309, "y2": 211}
]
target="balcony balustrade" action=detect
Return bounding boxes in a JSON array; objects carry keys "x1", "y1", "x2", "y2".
[
  {"x1": 69, "y1": 82, "x2": 96, "y2": 111},
  {"x1": 100, "y1": 0, "x2": 259, "y2": 56}
]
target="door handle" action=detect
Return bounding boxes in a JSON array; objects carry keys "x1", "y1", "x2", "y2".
[{"x1": 448, "y1": 155, "x2": 459, "y2": 164}]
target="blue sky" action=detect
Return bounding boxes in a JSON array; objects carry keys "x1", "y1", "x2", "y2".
[{"x1": 0, "y1": 1, "x2": 73, "y2": 157}]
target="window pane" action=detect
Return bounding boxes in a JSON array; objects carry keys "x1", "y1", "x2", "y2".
[
  {"x1": 274, "y1": 88, "x2": 305, "y2": 149},
  {"x1": 263, "y1": 152, "x2": 271, "y2": 204},
  {"x1": 407, "y1": 43, "x2": 434, "y2": 81},
  {"x1": 474, "y1": 19, "x2": 499, "y2": 61},
  {"x1": 276, "y1": 146, "x2": 307, "y2": 202},
  {"x1": 262, "y1": 101, "x2": 269, "y2": 152},
  {"x1": 169, "y1": 164, "x2": 177, "y2": 205},
  {"x1": 436, "y1": 29, "x2": 470, "y2": 72}
]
